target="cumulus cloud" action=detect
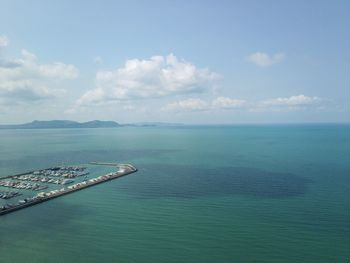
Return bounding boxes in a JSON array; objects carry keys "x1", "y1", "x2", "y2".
[
  {"x1": 15, "y1": 49, "x2": 79, "y2": 79},
  {"x1": 163, "y1": 98, "x2": 209, "y2": 112},
  {"x1": 212, "y1": 97, "x2": 247, "y2": 109},
  {"x1": 0, "y1": 59, "x2": 21, "y2": 68},
  {"x1": 75, "y1": 54, "x2": 219, "y2": 107},
  {"x1": 246, "y1": 52, "x2": 285, "y2": 67},
  {"x1": 0, "y1": 35, "x2": 9, "y2": 47},
  {"x1": 76, "y1": 88, "x2": 105, "y2": 105},
  {"x1": 0, "y1": 48, "x2": 78, "y2": 103},
  {"x1": 0, "y1": 81, "x2": 66, "y2": 101}
]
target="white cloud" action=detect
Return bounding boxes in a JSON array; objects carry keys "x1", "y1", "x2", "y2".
[
  {"x1": 164, "y1": 95, "x2": 324, "y2": 113},
  {"x1": 21, "y1": 49, "x2": 37, "y2": 60},
  {"x1": 252, "y1": 95, "x2": 322, "y2": 112},
  {"x1": 261, "y1": 94, "x2": 321, "y2": 106},
  {"x1": 0, "y1": 35, "x2": 9, "y2": 47},
  {"x1": 75, "y1": 53, "x2": 219, "y2": 107},
  {"x1": 163, "y1": 98, "x2": 208, "y2": 112},
  {"x1": 0, "y1": 49, "x2": 79, "y2": 103},
  {"x1": 163, "y1": 96, "x2": 247, "y2": 112},
  {"x1": 17, "y1": 49, "x2": 79, "y2": 79},
  {"x1": 0, "y1": 81, "x2": 66, "y2": 100},
  {"x1": 212, "y1": 96, "x2": 247, "y2": 109},
  {"x1": 76, "y1": 88, "x2": 105, "y2": 105},
  {"x1": 247, "y1": 52, "x2": 285, "y2": 67}
]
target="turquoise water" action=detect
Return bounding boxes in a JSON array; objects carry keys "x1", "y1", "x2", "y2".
[{"x1": 0, "y1": 125, "x2": 349, "y2": 263}]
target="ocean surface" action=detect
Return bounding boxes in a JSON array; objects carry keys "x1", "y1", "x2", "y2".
[{"x1": 0, "y1": 125, "x2": 349, "y2": 263}]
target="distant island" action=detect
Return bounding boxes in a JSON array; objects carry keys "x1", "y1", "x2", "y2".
[
  {"x1": 0, "y1": 120, "x2": 120, "y2": 129},
  {"x1": 0, "y1": 120, "x2": 183, "y2": 129}
]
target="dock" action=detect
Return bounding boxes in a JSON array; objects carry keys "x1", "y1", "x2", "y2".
[{"x1": 0, "y1": 163, "x2": 137, "y2": 216}]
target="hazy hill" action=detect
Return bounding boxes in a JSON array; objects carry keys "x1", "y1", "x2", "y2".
[{"x1": 0, "y1": 120, "x2": 121, "y2": 129}]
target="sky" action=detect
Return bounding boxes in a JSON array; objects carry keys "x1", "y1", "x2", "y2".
[{"x1": 0, "y1": 0, "x2": 349, "y2": 124}]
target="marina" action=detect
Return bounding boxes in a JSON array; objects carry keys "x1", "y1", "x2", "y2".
[
  {"x1": 0, "y1": 163, "x2": 137, "y2": 216},
  {"x1": 0, "y1": 191, "x2": 22, "y2": 199}
]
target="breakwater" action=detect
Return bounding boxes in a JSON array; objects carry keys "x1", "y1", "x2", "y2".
[{"x1": 0, "y1": 163, "x2": 137, "y2": 216}]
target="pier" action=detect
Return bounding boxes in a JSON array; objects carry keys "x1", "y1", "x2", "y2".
[{"x1": 0, "y1": 163, "x2": 137, "y2": 216}]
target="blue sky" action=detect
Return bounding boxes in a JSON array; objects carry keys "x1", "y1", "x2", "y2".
[{"x1": 0, "y1": 0, "x2": 349, "y2": 124}]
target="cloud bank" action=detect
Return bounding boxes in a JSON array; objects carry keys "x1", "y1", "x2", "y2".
[
  {"x1": 253, "y1": 95, "x2": 322, "y2": 112},
  {"x1": 75, "y1": 54, "x2": 219, "y2": 107},
  {"x1": 212, "y1": 97, "x2": 247, "y2": 109},
  {"x1": 260, "y1": 94, "x2": 321, "y2": 106},
  {"x1": 0, "y1": 45, "x2": 79, "y2": 103},
  {"x1": 163, "y1": 97, "x2": 247, "y2": 112},
  {"x1": 164, "y1": 95, "x2": 321, "y2": 113}
]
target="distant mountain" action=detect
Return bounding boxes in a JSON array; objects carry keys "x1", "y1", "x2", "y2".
[{"x1": 0, "y1": 120, "x2": 121, "y2": 129}]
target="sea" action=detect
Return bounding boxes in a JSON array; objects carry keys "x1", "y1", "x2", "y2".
[{"x1": 0, "y1": 125, "x2": 349, "y2": 263}]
